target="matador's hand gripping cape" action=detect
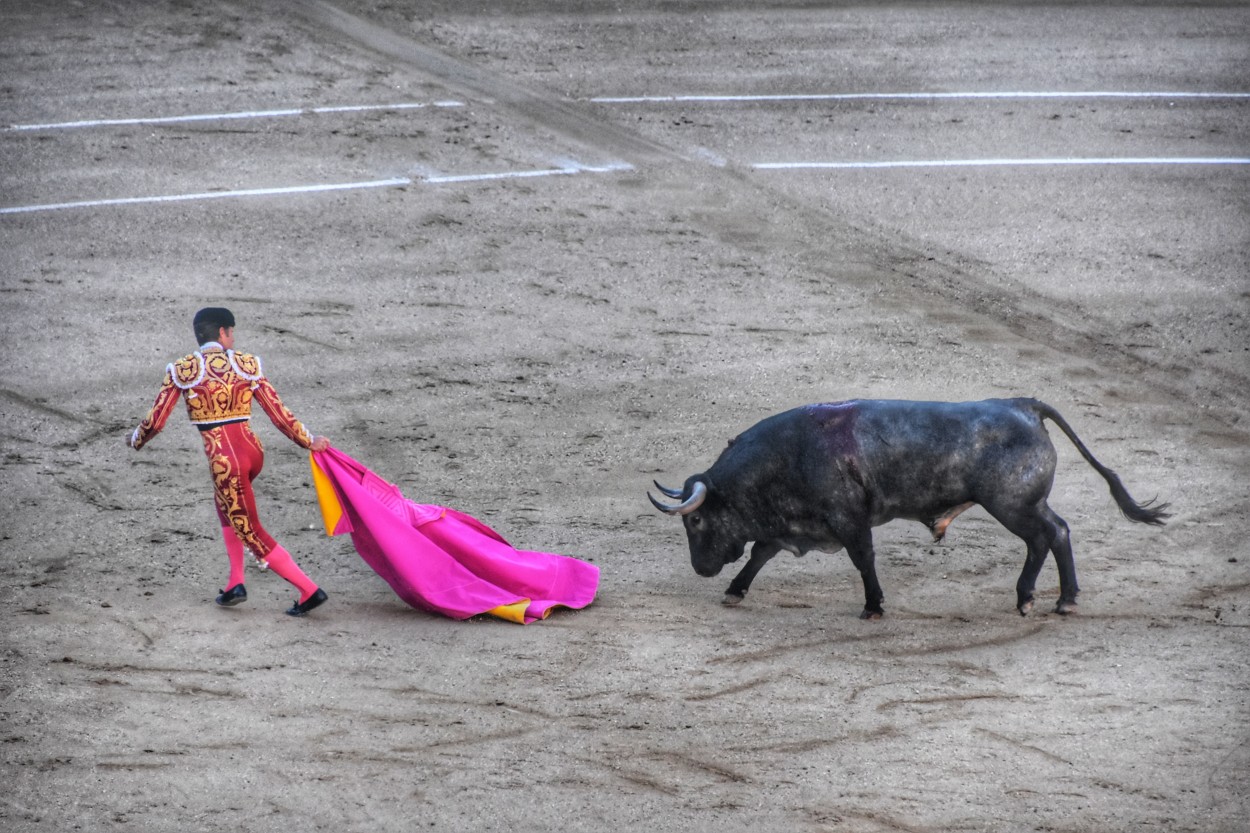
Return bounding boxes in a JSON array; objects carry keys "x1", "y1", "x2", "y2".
[{"x1": 131, "y1": 345, "x2": 313, "y2": 449}]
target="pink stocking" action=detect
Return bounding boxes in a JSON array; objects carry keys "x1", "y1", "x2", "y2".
[
  {"x1": 262, "y1": 545, "x2": 319, "y2": 602},
  {"x1": 222, "y1": 526, "x2": 246, "y2": 590}
]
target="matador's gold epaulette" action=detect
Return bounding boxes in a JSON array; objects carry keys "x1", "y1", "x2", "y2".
[
  {"x1": 169, "y1": 353, "x2": 205, "y2": 390},
  {"x1": 229, "y1": 351, "x2": 264, "y2": 381}
]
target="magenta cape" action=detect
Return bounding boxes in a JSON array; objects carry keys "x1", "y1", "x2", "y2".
[{"x1": 310, "y1": 447, "x2": 598, "y2": 623}]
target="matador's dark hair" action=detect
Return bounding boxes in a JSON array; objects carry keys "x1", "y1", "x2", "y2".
[{"x1": 193, "y1": 307, "x2": 235, "y2": 346}]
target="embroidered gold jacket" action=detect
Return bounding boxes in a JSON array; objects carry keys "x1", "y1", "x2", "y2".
[{"x1": 132, "y1": 346, "x2": 313, "y2": 450}]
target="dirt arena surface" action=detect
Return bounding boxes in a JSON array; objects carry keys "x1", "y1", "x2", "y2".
[{"x1": 2, "y1": 2, "x2": 1247, "y2": 831}]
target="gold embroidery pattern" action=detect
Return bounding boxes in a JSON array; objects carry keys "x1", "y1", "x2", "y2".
[
  {"x1": 253, "y1": 378, "x2": 313, "y2": 447},
  {"x1": 184, "y1": 351, "x2": 255, "y2": 425},
  {"x1": 132, "y1": 372, "x2": 180, "y2": 450},
  {"x1": 202, "y1": 423, "x2": 273, "y2": 556},
  {"x1": 134, "y1": 349, "x2": 312, "y2": 449},
  {"x1": 170, "y1": 354, "x2": 205, "y2": 388},
  {"x1": 230, "y1": 351, "x2": 262, "y2": 380}
]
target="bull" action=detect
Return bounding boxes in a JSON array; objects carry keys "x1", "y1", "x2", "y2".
[{"x1": 649, "y1": 398, "x2": 1169, "y2": 618}]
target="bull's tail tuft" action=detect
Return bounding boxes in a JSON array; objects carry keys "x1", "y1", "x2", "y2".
[{"x1": 1030, "y1": 400, "x2": 1171, "y2": 526}]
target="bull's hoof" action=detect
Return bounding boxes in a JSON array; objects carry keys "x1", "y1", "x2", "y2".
[
  {"x1": 722, "y1": 592, "x2": 745, "y2": 607},
  {"x1": 1018, "y1": 598, "x2": 1035, "y2": 617},
  {"x1": 1055, "y1": 599, "x2": 1079, "y2": 615},
  {"x1": 859, "y1": 608, "x2": 884, "y2": 620}
]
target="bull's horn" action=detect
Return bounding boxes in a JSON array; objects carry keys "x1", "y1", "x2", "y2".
[
  {"x1": 652, "y1": 480, "x2": 684, "y2": 499},
  {"x1": 648, "y1": 480, "x2": 707, "y2": 516}
]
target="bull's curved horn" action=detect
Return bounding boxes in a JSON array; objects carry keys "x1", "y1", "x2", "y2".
[
  {"x1": 653, "y1": 480, "x2": 684, "y2": 499},
  {"x1": 648, "y1": 480, "x2": 708, "y2": 516}
]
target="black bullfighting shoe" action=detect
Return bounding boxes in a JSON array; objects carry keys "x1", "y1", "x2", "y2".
[
  {"x1": 285, "y1": 588, "x2": 328, "y2": 617},
  {"x1": 215, "y1": 584, "x2": 248, "y2": 607}
]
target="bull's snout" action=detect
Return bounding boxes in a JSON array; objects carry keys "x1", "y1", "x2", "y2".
[{"x1": 692, "y1": 560, "x2": 724, "y2": 578}]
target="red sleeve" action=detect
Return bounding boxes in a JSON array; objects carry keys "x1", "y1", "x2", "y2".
[
  {"x1": 252, "y1": 378, "x2": 314, "y2": 448},
  {"x1": 131, "y1": 370, "x2": 181, "y2": 450}
]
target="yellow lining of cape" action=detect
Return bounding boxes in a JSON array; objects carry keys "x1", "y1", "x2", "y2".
[
  {"x1": 310, "y1": 454, "x2": 344, "y2": 536},
  {"x1": 486, "y1": 600, "x2": 531, "y2": 623}
]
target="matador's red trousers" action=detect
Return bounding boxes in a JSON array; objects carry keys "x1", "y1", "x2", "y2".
[
  {"x1": 201, "y1": 421, "x2": 278, "y2": 556},
  {"x1": 200, "y1": 421, "x2": 317, "y2": 600}
]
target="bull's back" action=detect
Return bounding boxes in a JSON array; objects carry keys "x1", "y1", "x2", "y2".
[
  {"x1": 709, "y1": 399, "x2": 1055, "y2": 522},
  {"x1": 841, "y1": 399, "x2": 1056, "y2": 521}
]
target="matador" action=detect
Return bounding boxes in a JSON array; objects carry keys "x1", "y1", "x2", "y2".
[{"x1": 129, "y1": 307, "x2": 330, "y2": 616}]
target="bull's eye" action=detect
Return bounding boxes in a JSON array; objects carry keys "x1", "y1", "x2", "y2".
[{"x1": 688, "y1": 513, "x2": 702, "y2": 528}]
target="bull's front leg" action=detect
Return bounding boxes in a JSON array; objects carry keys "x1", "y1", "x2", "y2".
[
  {"x1": 842, "y1": 528, "x2": 885, "y2": 620},
  {"x1": 722, "y1": 541, "x2": 783, "y2": 606}
]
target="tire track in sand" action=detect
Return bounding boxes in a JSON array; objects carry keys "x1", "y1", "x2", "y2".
[{"x1": 288, "y1": 0, "x2": 677, "y2": 168}]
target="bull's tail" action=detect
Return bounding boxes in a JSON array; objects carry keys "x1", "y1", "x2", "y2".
[{"x1": 1030, "y1": 400, "x2": 1171, "y2": 525}]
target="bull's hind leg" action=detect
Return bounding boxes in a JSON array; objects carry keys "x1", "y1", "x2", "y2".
[
  {"x1": 1042, "y1": 504, "x2": 1078, "y2": 614},
  {"x1": 990, "y1": 502, "x2": 1078, "y2": 616},
  {"x1": 1013, "y1": 531, "x2": 1051, "y2": 616}
]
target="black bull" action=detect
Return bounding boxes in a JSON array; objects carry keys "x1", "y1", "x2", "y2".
[{"x1": 649, "y1": 399, "x2": 1169, "y2": 618}]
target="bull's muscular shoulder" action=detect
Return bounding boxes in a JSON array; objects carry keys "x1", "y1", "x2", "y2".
[
  {"x1": 803, "y1": 400, "x2": 859, "y2": 424},
  {"x1": 795, "y1": 401, "x2": 862, "y2": 456}
]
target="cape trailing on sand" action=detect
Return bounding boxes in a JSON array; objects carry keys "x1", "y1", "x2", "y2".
[{"x1": 309, "y1": 446, "x2": 599, "y2": 623}]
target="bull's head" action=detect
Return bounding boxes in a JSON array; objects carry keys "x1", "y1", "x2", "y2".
[{"x1": 649, "y1": 476, "x2": 748, "y2": 577}]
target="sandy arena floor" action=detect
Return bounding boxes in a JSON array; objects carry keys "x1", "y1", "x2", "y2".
[{"x1": 2, "y1": 2, "x2": 1247, "y2": 831}]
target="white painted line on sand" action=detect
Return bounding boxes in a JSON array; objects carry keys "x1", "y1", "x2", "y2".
[
  {"x1": 423, "y1": 161, "x2": 632, "y2": 184},
  {"x1": 0, "y1": 178, "x2": 414, "y2": 215},
  {"x1": 426, "y1": 169, "x2": 572, "y2": 183},
  {"x1": 752, "y1": 157, "x2": 1250, "y2": 171},
  {"x1": 0, "y1": 163, "x2": 633, "y2": 215},
  {"x1": 592, "y1": 91, "x2": 1250, "y2": 104},
  {"x1": 5, "y1": 101, "x2": 465, "y2": 132}
]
